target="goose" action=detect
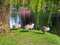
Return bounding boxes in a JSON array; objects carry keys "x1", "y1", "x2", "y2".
[
  {"x1": 25, "y1": 23, "x2": 34, "y2": 29},
  {"x1": 40, "y1": 26, "x2": 50, "y2": 34}
]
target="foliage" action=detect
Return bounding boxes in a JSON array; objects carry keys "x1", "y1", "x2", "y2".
[
  {"x1": 13, "y1": 0, "x2": 20, "y2": 8},
  {"x1": 5, "y1": 0, "x2": 60, "y2": 35},
  {"x1": 5, "y1": 0, "x2": 11, "y2": 5}
]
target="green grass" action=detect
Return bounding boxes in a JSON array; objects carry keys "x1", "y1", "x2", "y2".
[{"x1": 0, "y1": 29, "x2": 60, "y2": 45}]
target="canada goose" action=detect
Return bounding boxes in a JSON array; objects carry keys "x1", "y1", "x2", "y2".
[
  {"x1": 25, "y1": 23, "x2": 34, "y2": 29},
  {"x1": 40, "y1": 26, "x2": 50, "y2": 34},
  {"x1": 13, "y1": 23, "x2": 21, "y2": 28}
]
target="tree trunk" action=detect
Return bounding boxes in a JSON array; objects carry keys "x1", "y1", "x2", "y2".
[{"x1": 0, "y1": 0, "x2": 10, "y2": 33}]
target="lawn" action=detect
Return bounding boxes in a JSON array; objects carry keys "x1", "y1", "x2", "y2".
[{"x1": 0, "y1": 29, "x2": 60, "y2": 45}]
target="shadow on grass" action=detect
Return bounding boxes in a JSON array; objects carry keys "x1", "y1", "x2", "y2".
[
  {"x1": 20, "y1": 30, "x2": 29, "y2": 32},
  {"x1": 34, "y1": 32, "x2": 44, "y2": 34},
  {"x1": 10, "y1": 28, "x2": 18, "y2": 30}
]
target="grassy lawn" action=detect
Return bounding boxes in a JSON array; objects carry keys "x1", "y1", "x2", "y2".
[{"x1": 0, "y1": 29, "x2": 60, "y2": 45}]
